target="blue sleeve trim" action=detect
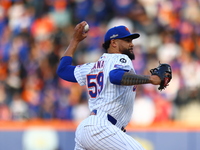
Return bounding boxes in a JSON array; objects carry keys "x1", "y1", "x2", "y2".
[
  {"x1": 109, "y1": 69, "x2": 128, "y2": 85},
  {"x1": 56, "y1": 56, "x2": 77, "y2": 82}
]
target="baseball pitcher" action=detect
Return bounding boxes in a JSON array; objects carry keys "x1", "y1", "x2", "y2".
[{"x1": 57, "y1": 21, "x2": 172, "y2": 150}]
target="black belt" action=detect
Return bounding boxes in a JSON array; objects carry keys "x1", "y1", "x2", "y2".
[{"x1": 91, "y1": 110, "x2": 126, "y2": 132}]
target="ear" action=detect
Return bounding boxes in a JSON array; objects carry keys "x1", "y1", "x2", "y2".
[{"x1": 110, "y1": 39, "x2": 117, "y2": 48}]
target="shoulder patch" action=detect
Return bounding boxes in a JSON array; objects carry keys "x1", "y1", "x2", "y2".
[{"x1": 120, "y1": 58, "x2": 127, "y2": 63}]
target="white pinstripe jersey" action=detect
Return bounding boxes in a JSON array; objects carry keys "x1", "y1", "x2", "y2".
[{"x1": 74, "y1": 53, "x2": 136, "y2": 128}]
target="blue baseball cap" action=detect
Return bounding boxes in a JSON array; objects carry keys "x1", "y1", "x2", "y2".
[{"x1": 104, "y1": 26, "x2": 140, "y2": 42}]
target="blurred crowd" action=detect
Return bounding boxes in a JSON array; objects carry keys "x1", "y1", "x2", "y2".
[{"x1": 0, "y1": 0, "x2": 200, "y2": 126}]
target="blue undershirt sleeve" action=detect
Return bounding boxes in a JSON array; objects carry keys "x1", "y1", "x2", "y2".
[
  {"x1": 109, "y1": 69, "x2": 128, "y2": 85},
  {"x1": 56, "y1": 56, "x2": 77, "y2": 82}
]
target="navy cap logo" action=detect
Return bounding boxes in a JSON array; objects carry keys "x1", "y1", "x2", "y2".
[{"x1": 125, "y1": 27, "x2": 130, "y2": 32}]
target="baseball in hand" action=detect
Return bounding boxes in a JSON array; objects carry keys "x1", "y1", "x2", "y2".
[{"x1": 84, "y1": 23, "x2": 89, "y2": 32}]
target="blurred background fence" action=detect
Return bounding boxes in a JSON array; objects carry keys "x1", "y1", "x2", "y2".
[
  {"x1": 0, "y1": 0, "x2": 200, "y2": 150},
  {"x1": 1, "y1": 120, "x2": 200, "y2": 150}
]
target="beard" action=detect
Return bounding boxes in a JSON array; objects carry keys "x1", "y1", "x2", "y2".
[{"x1": 122, "y1": 49, "x2": 135, "y2": 60}]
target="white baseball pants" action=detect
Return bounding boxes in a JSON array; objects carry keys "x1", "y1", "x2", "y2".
[{"x1": 74, "y1": 115, "x2": 145, "y2": 150}]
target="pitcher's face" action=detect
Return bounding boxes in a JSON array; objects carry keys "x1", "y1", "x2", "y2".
[{"x1": 116, "y1": 37, "x2": 135, "y2": 60}]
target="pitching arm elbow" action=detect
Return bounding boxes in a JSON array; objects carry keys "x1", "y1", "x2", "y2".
[{"x1": 57, "y1": 56, "x2": 77, "y2": 82}]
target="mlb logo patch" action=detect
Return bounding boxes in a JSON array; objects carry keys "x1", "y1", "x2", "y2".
[{"x1": 114, "y1": 64, "x2": 123, "y2": 68}]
